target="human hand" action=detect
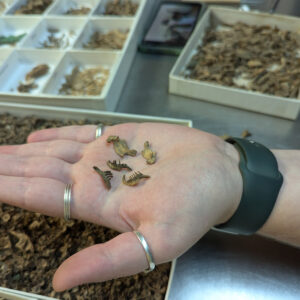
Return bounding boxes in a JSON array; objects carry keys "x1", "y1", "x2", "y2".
[{"x1": 0, "y1": 122, "x2": 242, "y2": 291}]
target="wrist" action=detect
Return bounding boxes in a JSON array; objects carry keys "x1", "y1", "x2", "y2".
[
  {"x1": 257, "y1": 150, "x2": 300, "y2": 247},
  {"x1": 217, "y1": 140, "x2": 243, "y2": 225}
]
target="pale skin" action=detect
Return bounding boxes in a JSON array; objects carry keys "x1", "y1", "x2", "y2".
[
  {"x1": 0, "y1": 122, "x2": 298, "y2": 292},
  {"x1": 258, "y1": 150, "x2": 300, "y2": 247}
]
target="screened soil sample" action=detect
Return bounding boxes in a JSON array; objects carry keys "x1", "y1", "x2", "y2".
[
  {"x1": 104, "y1": 0, "x2": 138, "y2": 16},
  {"x1": 14, "y1": 0, "x2": 53, "y2": 14},
  {"x1": 185, "y1": 22, "x2": 300, "y2": 98},
  {"x1": 25, "y1": 64, "x2": 49, "y2": 81},
  {"x1": 65, "y1": 6, "x2": 91, "y2": 15},
  {"x1": 0, "y1": 1, "x2": 6, "y2": 14},
  {"x1": 84, "y1": 30, "x2": 128, "y2": 50},
  {"x1": 59, "y1": 66, "x2": 110, "y2": 96},
  {"x1": 0, "y1": 113, "x2": 171, "y2": 299},
  {"x1": 40, "y1": 28, "x2": 72, "y2": 49},
  {"x1": 17, "y1": 64, "x2": 49, "y2": 93}
]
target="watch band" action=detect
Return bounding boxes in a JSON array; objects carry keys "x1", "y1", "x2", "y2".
[{"x1": 215, "y1": 138, "x2": 283, "y2": 235}]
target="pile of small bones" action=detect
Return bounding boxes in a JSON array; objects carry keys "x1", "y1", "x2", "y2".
[{"x1": 94, "y1": 136, "x2": 156, "y2": 189}]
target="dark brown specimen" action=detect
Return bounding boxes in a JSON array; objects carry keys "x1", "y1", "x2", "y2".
[
  {"x1": 93, "y1": 166, "x2": 113, "y2": 189},
  {"x1": 107, "y1": 135, "x2": 137, "y2": 157},
  {"x1": 122, "y1": 171, "x2": 150, "y2": 186},
  {"x1": 142, "y1": 141, "x2": 156, "y2": 165},
  {"x1": 107, "y1": 160, "x2": 132, "y2": 171}
]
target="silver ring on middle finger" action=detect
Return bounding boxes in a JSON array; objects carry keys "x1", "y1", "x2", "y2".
[{"x1": 95, "y1": 124, "x2": 104, "y2": 140}]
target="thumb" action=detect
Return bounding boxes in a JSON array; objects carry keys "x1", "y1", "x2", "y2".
[{"x1": 52, "y1": 231, "x2": 153, "y2": 291}]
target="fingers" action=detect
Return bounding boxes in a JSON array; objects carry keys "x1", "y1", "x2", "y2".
[
  {"x1": 0, "y1": 172, "x2": 107, "y2": 223},
  {"x1": 52, "y1": 231, "x2": 153, "y2": 291},
  {"x1": 27, "y1": 123, "x2": 140, "y2": 145},
  {"x1": 27, "y1": 125, "x2": 100, "y2": 144},
  {"x1": 0, "y1": 154, "x2": 71, "y2": 183},
  {"x1": 0, "y1": 176, "x2": 66, "y2": 217},
  {"x1": 0, "y1": 140, "x2": 84, "y2": 163}
]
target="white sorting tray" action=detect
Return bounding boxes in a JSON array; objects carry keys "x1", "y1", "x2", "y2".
[
  {"x1": 0, "y1": 102, "x2": 191, "y2": 300},
  {"x1": 169, "y1": 6, "x2": 300, "y2": 120},
  {"x1": 0, "y1": 0, "x2": 152, "y2": 111}
]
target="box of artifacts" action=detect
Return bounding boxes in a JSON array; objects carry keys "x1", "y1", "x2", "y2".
[
  {"x1": 169, "y1": 6, "x2": 300, "y2": 120},
  {"x1": 0, "y1": 0, "x2": 151, "y2": 111},
  {"x1": 0, "y1": 101, "x2": 192, "y2": 300}
]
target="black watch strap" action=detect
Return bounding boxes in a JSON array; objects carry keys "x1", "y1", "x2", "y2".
[{"x1": 215, "y1": 137, "x2": 283, "y2": 235}]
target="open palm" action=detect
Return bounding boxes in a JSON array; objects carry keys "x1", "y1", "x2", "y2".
[{"x1": 0, "y1": 122, "x2": 241, "y2": 291}]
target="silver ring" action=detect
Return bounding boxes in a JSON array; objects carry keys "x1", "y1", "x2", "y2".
[
  {"x1": 64, "y1": 184, "x2": 72, "y2": 221},
  {"x1": 95, "y1": 124, "x2": 104, "y2": 139},
  {"x1": 133, "y1": 231, "x2": 155, "y2": 273}
]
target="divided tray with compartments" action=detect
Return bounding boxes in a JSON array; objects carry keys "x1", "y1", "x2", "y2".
[
  {"x1": 169, "y1": 6, "x2": 300, "y2": 120},
  {"x1": 0, "y1": 0, "x2": 151, "y2": 111},
  {"x1": 0, "y1": 102, "x2": 191, "y2": 300}
]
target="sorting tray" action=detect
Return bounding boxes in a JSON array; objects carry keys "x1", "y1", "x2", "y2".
[
  {"x1": 0, "y1": 0, "x2": 151, "y2": 111},
  {"x1": 169, "y1": 6, "x2": 300, "y2": 120},
  {"x1": 0, "y1": 102, "x2": 191, "y2": 300}
]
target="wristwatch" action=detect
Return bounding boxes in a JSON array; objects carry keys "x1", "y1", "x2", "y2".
[{"x1": 215, "y1": 137, "x2": 283, "y2": 235}]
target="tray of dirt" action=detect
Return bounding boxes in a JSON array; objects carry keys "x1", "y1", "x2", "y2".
[
  {"x1": 0, "y1": 102, "x2": 191, "y2": 300},
  {"x1": 0, "y1": 0, "x2": 152, "y2": 111},
  {"x1": 169, "y1": 6, "x2": 300, "y2": 120}
]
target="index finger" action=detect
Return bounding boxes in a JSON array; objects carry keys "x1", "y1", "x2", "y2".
[
  {"x1": 27, "y1": 125, "x2": 100, "y2": 144},
  {"x1": 26, "y1": 123, "x2": 140, "y2": 145}
]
